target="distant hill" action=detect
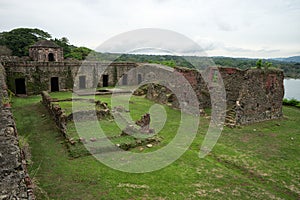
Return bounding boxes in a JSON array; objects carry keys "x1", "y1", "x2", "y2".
[{"x1": 271, "y1": 56, "x2": 300, "y2": 63}]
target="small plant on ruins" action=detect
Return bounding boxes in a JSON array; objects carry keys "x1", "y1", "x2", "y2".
[
  {"x1": 264, "y1": 62, "x2": 273, "y2": 70},
  {"x1": 256, "y1": 59, "x2": 262, "y2": 69},
  {"x1": 1, "y1": 89, "x2": 14, "y2": 107},
  {"x1": 2, "y1": 95, "x2": 10, "y2": 105},
  {"x1": 2, "y1": 95, "x2": 10, "y2": 107},
  {"x1": 256, "y1": 59, "x2": 274, "y2": 70}
]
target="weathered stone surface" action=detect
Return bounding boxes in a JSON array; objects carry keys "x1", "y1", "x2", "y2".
[
  {"x1": 0, "y1": 63, "x2": 34, "y2": 199},
  {"x1": 2, "y1": 59, "x2": 138, "y2": 95},
  {"x1": 29, "y1": 40, "x2": 64, "y2": 62},
  {"x1": 1, "y1": 49, "x2": 285, "y2": 127},
  {"x1": 235, "y1": 69, "x2": 284, "y2": 125},
  {"x1": 146, "y1": 66, "x2": 284, "y2": 125}
]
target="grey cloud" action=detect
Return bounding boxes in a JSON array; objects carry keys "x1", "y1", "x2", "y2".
[{"x1": 96, "y1": 28, "x2": 207, "y2": 56}]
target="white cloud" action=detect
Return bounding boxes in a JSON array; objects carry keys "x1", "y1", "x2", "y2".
[{"x1": 0, "y1": 0, "x2": 299, "y2": 58}]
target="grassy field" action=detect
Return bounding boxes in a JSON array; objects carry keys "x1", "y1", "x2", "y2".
[{"x1": 12, "y1": 92, "x2": 300, "y2": 199}]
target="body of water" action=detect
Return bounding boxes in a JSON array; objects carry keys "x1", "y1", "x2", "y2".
[{"x1": 284, "y1": 79, "x2": 300, "y2": 100}]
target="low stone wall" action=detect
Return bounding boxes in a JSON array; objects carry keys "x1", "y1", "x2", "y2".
[
  {"x1": 41, "y1": 91, "x2": 67, "y2": 137},
  {"x1": 0, "y1": 64, "x2": 34, "y2": 199},
  {"x1": 41, "y1": 91, "x2": 111, "y2": 137}
]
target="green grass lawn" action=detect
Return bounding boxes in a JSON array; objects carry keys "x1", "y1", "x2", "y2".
[{"x1": 11, "y1": 92, "x2": 300, "y2": 199}]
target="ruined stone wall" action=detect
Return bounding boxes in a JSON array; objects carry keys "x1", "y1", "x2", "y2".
[
  {"x1": 0, "y1": 63, "x2": 34, "y2": 199},
  {"x1": 146, "y1": 84, "x2": 179, "y2": 108},
  {"x1": 2, "y1": 61, "x2": 137, "y2": 94},
  {"x1": 235, "y1": 69, "x2": 284, "y2": 125},
  {"x1": 41, "y1": 91, "x2": 68, "y2": 138},
  {"x1": 29, "y1": 47, "x2": 63, "y2": 62},
  {"x1": 146, "y1": 67, "x2": 211, "y2": 109},
  {"x1": 4, "y1": 61, "x2": 80, "y2": 94},
  {"x1": 216, "y1": 67, "x2": 245, "y2": 107},
  {"x1": 146, "y1": 66, "x2": 284, "y2": 125},
  {"x1": 175, "y1": 67, "x2": 211, "y2": 108}
]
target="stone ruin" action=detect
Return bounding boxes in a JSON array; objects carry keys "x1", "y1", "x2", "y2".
[
  {"x1": 0, "y1": 41, "x2": 285, "y2": 126},
  {"x1": 121, "y1": 113, "x2": 155, "y2": 136},
  {"x1": 0, "y1": 63, "x2": 34, "y2": 199},
  {"x1": 146, "y1": 66, "x2": 284, "y2": 126},
  {"x1": 0, "y1": 41, "x2": 285, "y2": 197},
  {"x1": 0, "y1": 42, "x2": 284, "y2": 126},
  {"x1": 29, "y1": 40, "x2": 63, "y2": 62}
]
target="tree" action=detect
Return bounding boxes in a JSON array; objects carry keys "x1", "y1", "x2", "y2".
[
  {"x1": 52, "y1": 37, "x2": 75, "y2": 57},
  {"x1": 65, "y1": 47, "x2": 92, "y2": 60},
  {"x1": 256, "y1": 59, "x2": 262, "y2": 69},
  {"x1": 0, "y1": 28, "x2": 51, "y2": 57}
]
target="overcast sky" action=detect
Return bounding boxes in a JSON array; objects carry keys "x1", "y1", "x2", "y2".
[{"x1": 1, "y1": 0, "x2": 299, "y2": 58}]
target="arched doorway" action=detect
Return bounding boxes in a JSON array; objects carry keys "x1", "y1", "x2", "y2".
[{"x1": 48, "y1": 53, "x2": 55, "y2": 61}]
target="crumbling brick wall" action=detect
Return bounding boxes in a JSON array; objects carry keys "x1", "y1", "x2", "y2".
[
  {"x1": 216, "y1": 67, "x2": 244, "y2": 107},
  {"x1": 235, "y1": 69, "x2": 284, "y2": 125},
  {"x1": 146, "y1": 67, "x2": 211, "y2": 109},
  {"x1": 146, "y1": 66, "x2": 284, "y2": 125},
  {"x1": 0, "y1": 63, "x2": 34, "y2": 199}
]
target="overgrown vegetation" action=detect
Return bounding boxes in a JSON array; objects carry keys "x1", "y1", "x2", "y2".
[
  {"x1": 0, "y1": 28, "x2": 51, "y2": 57},
  {"x1": 0, "y1": 28, "x2": 92, "y2": 60},
  {"x1": 11, "y1": 92, "x2": 300, "y2": 199}
]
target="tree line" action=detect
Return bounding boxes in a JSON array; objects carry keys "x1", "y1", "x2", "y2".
[
  {"x1": 0, "y1": 28, "x2": 92, "y2": 60},
  {"x1": 0, "y1": 28, "x2": 299, "y2": 78}
]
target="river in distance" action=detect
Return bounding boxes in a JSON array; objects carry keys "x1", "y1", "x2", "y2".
[{"x1": 284, "y1": 79, "x2": 300, "y2": 100}]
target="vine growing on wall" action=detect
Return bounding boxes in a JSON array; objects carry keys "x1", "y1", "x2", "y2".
[
  {"x1": 113, "y1": 65, "x2": 118, "y2": 86},
  {"x1": 66, "y1": 66, "x2": 74, "y2": 89},
  {"x1": 29, "y1": 67, "x2": 48, "y2": 94}
]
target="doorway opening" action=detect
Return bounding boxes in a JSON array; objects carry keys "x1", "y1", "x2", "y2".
[
  {"x1": 48, "y1": 53, "x2": 55, "y2": 61},
  {"x1": 79, "y1": 76, "x2": 86, "y2": 89},
  {"x1": 51, "y1": 77, "x2": 59, "y2": 92},
  {"x1": 102, "y1": 75, "x2": 109, "y2": 87},
  {"x1": 15, "y1": 78, "x2": 26, "y2": 94},
  {"x1": 122, "y1": 74, "x2": 128, "y2": 85}
]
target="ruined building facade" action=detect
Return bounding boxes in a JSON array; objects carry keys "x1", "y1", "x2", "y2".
[
  {"x1": 29, "y1": 40, "x2": 63, "y2": 62},
  {"x1": 0, "y1": 40, "x2": 284, "y2": 126}
]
